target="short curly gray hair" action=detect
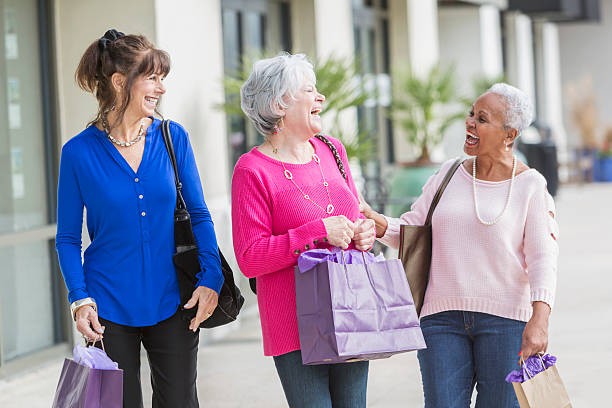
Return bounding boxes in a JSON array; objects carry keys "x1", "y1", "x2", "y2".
[
  {"x1": 486, "y1": 83, "x2": 534, "y2": 135},
  {"x1": 240, "y1": 53, "x2": 316, "y2": 136}
]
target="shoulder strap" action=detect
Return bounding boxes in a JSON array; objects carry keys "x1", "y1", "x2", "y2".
[
  {"x1": 424, "y1": 158, "x2": 463, "y2": 226},
  {"x1": 160, "y1": 119, "x2": 187, "y2": 210},
  {"x1": 314, "y1": 134, "x2": 347, "y2": 183}
]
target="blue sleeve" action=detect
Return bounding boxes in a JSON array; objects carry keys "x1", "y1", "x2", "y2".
[
  {"x1": 55, "y1": 143, "x2": 89, "y2": 303},
  {"x1": 171, "y1": 122, "x2": 224, "y2": 294}
]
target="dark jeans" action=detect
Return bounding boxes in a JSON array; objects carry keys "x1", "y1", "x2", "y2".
[
  {"x1": 97, "y1": 310, "x2": 199, "y2": 408},
  {"x1": 273, "y1": 350, "x2": 369, "y2": 408},
  {"x1": 417, "y1": 311, "x2": 526, "y2": 408}
]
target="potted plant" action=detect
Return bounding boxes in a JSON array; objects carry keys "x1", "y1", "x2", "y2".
[
  {"x1": 594, "y1": 127, "x2": 612, "y2": 182},
  {"x1": 387, "y1": 64, "x2": 464, "y2": 216}
]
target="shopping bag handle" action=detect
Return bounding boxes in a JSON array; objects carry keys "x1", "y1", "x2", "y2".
[
  {"x1": 338, "y1": 250, "x2": 368, "y2": 266},
  {"x1": 86, "y1": 338, "x2": 106, "y2": 353}
]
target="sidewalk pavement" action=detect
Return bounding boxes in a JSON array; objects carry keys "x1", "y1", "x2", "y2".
[{"x1": 1, "y1": 183, "x2": 610, "y2": 407}]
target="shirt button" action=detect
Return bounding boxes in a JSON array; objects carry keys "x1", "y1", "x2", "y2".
[
  {"x1": 313, "y1": 239, "x2": 319, "y2": 245},
  {"x1": 139, "y1": 194, "x2": 143, "y2": 199},
  {"x1": 294, "y1": 249, "x2": 301, "y2": 255},
  {"x1": 304, "y1": 244, "x2": 310, "y2": 250},
  {"x1": 323, "y1": 237, "x2": 329, "y2": 242},
  {"x1": 141, "y1": 211, "x2": 146, "y2": 216},
  {"x1": 135, "y1": 177, "x2": 139, "y2": 183}
]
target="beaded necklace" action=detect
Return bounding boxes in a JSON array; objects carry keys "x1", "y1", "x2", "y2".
[
  {"x1": 270, "y1": 142, "x2": 335, "y2": 215},
  {"x1": 472, "y1": 155, "x2": 516, "y2": 226}
]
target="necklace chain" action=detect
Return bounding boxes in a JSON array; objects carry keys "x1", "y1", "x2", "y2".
[
  {"x1": 472, "y1": 155, "x2": 516, "y2": 226},
  {"x1": 270, "y1": 142, "x2": 334, "y2": 215},
  {"x1": 104, "y1": 118, "x2": 146, "y2": 147}
]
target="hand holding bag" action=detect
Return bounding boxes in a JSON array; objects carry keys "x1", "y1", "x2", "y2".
[
  {"x1": 398, "y1": 158, "x2": 462, "y2": 316},
  {"x1": 161, "y1": 119, "x2": 244, "y2": 328},
  {"x1": 510, "y1": 354, "x2": 572, "y2": 408}
]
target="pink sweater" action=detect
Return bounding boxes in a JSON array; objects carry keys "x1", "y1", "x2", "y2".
[
  {"x1": 380, "y1": 159, "x2": 559, "y2": 322},
  {"x1": 231, "y1": 136, "x2": 362, "y2": 356}
]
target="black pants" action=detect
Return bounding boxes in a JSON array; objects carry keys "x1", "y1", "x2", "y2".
[{"x1": 97, "y1": 310, "x2": 199, "y2": 408}]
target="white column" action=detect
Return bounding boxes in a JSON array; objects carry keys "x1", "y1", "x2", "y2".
[
  {"x1": 438, "y1": 4, "x2": 504, "y2": 159},
  {"x1": 504, "y1": 12, "x2": 537, "y2": 110},
  {"x1": 534, "y1": 21, "x2": 568, "y2": 176},
  {"x1": 290, "y1": 0, "x2": 356, "y2": 137},
  {"x1": 389, "y1": 0, "x2": 440, "y2": 162},
  {"x1": 479, "y1": 5, "x2": 503, "y2": 78},
  {"x1": 154, "y1": 0, "x2": 232, "y2": 248}
]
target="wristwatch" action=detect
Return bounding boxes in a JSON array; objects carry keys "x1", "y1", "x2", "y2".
[{"x1": 70, "y1": 297, "x2": 97, "y2": 321}]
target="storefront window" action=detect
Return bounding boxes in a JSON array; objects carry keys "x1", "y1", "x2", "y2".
[
  {"x1": 0, "y1": 0, "x2": 60, "y2": 364},
  {"x1": 221, "y1": 0, "x2": 291, "y2": 169}
]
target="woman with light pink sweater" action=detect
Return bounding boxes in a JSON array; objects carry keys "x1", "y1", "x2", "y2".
[
  {"x1": 231, "y1": 53, "x2": 376, "y2": 408},
  {"x1": 361, "y1": 83, "x2": 558, "y2": 408}
]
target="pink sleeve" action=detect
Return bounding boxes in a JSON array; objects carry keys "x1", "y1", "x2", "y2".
[
  {"x1": 523, "y1": 179, "x2": 559, "y2": 309},
  {"x1": 378, "y1": 162, "x2": 450, "y2": 250},
  {"x1": 231, "y1": 166, "x2": 328, "y2": 278}
]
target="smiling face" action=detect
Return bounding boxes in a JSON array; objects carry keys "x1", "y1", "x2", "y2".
[
  {"x1": 281, "y1": 76, "x2": 325, "y2": 137},
  {"x1": 464, "y1": 92, "x2": 515, "y2": 157},
  {"x1": 125, "y1": 72, "x2": 166, "y2": 119}
]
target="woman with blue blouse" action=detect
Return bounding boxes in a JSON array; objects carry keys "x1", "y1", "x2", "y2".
[{"x1": 55, "y1": 30, "x2": 223, "y2": 408}]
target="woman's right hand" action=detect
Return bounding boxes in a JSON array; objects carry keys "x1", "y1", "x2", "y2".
[
  {"x1": 75, "y1": 305, "x2": 105, "y2": 342},
  {"x1": 322, "y1": 215, "x2": 355, "y2": 249},
  {"x1": 358, "y1": 193, "x2": 388, "y2": 238}
]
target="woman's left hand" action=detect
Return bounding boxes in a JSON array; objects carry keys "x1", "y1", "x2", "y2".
[
  {"x1": 184, "y1": 286, "x2": 219, "y2": 331},
  {"x1": 353, "y1": 218, "x2": 376, "y2": 251},
  {"x1": 520, "y1": 301, "x2": 551, "y2": 359}
]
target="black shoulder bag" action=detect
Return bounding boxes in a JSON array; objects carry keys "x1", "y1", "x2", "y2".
[
  {"x1": 248, "y1": 134, "x2": 347, "y2": 294},
  {"x1": 161, "y1": 119, "x2": 244, "y2": 328}
]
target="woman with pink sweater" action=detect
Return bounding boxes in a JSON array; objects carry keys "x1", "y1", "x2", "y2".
[
  {"x1": 231, "y1": 53, "x2": 376, "y2": 408},
  {"x1": 361, "y1": 83, "x2": 558, "y2": 408}
]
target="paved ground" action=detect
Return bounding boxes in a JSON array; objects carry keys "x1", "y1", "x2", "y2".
[{"x1": 1, "y1": 183, "x2": 610, "y2": 407}]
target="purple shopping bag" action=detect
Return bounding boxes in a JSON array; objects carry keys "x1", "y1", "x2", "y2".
[
  {"x1": 295, "y1": 249, "x2": 426, "y2": 365},
  {"x1": 52, "y1": 345, "x2": 123, "y2": 408}
]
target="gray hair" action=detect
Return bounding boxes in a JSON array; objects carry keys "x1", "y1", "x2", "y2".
[
  {"x1": 486, "y1": 83, "x2": 534, "y2": 135},
  {"x1": 240, "y1": 53, "x2": 316, "y2": 136}
]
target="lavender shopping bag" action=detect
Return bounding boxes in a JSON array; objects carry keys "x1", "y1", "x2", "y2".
[
  {"x1": 295, "y1": 249, "x2": 426, "y2": 365},
  {"x1": 52, "y1": 344, "x2": 123, "y2": 408}
]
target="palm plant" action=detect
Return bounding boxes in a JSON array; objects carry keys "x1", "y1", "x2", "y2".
[
  {"x1": 391, "y1": 64, "x2": 464, "y2": 164},
  {"x1": 459, "y1": 73, "x2": 507, "y2": 109},
  {"x1": 218, "y1": 54, "x2": 375, "y2": 161}
]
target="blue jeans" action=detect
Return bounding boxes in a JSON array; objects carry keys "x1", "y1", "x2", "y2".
[
  {"x1": 273, "y1": 350, "x2": 369, "y2": 408},
  {"x1": 417, "y1": 311, "x2": 526, "y2": 408}
]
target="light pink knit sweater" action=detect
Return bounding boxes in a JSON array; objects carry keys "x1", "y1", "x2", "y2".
[
  {"x1": 231, "y1": 136, "x2": 363, "y2": 356},
  {"x1": 379, "y1": 158, "x2": 559, "y2": 322}
]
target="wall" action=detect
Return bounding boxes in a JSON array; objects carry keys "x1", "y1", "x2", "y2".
[
  {"x1": 153, "y1": 0, "x2": 231, "y2": 248},
  {"x1": 54, "y1": 0, "x2": 156, "y2": 146}
]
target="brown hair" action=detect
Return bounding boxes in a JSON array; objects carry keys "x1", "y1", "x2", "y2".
[{"x1": 75, "y1": 30, "x2": 171, "y2": 129}]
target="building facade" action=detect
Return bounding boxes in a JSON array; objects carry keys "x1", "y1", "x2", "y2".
[{"x1": 0, "y1": 0, "x2": 597, "y2": 373}]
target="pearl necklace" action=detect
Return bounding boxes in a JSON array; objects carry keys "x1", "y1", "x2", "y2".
[
  {"x1": 271, "y1": 143, "x2": 335, "y2": 215},
  {"x1": 472, "y1": 155, "x2": 516, "y2": 226},
  {"x1": 104, "y1": 119, "x2": 146, "y2": 147}
]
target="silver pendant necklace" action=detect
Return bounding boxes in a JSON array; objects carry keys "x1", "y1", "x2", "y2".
[
  {"x1": 472, "y1": 155, "x2": 516, "y2": 226},
  {"x1": 270, "y1": 142, "x2": 335, "y2": 214}
]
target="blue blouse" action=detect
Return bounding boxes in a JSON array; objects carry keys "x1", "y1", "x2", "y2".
[{"x1": 55, "y1": 119, "x2": 224, "y2": 326}]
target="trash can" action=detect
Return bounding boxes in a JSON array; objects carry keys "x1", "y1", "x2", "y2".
[{"x1": 518, "y1": 140, "x2": 559, "y2": 197}]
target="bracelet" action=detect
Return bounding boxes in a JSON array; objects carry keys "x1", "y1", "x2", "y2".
[{"x1": 70, "y1": 297, "x2": 97, "y2": 321}]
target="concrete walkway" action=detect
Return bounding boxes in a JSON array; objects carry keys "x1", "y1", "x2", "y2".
[{"x1": 1, "y1": 183, "x2": 610, "y2": 407}]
